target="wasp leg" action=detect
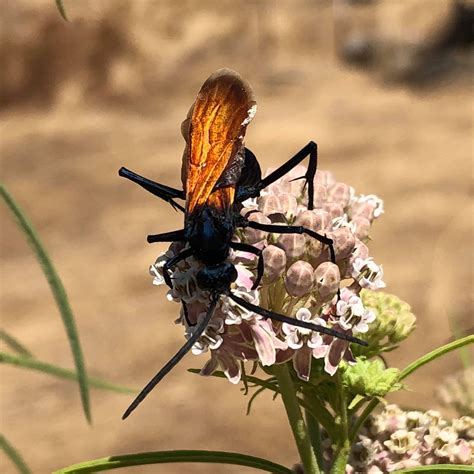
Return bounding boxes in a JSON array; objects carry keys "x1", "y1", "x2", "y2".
[
  {"x1": 238, "y1": 141, "x2": 318, "y2": 210},
  {"x1": 122, "y1": 296, "x2": 219, "y2": 419},
  {"x1": 241, "y1": 221, "x2": 336, "y2": 264},
  {"x1": 230, "y1": 241, "x2": 264, "y2": 290},
  {"x1": 119, "y1": 167, "x2": 185, "y2": 212},
  {"x1": 162, "y1": 247, "x2": 194, "y2": 288},
  {"x1": 147, "y1": 229, "x2": 186, "y2": 244},
  {"x1": 228, "y1": 292, "x2": 367, "y2": 346}
]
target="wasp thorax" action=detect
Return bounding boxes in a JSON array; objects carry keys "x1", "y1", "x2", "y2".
[{"x1": 196, "y1": 262, "x2": 238, "y2": 292}]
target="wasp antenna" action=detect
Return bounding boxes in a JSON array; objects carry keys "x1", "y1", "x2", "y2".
[
  {"x1": 122, "y1": 297, "x2": 219, "y2": 420},
  {"x1": 228, "y1": 292, "x2": 368, "y2": 346}
]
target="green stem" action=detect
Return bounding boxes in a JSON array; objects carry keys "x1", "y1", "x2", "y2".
[
  {"x1": 0, "y1": 434, "x2": 32, "y2": 474},
  {"x1": 273, "y1": 363, "x2": 319, "y2": 474},
  {"x1": 304, "y1": 405, "x2": 324, "y2": 472},
  {"x1": 0, "y1": 330, "x2": 33, "y2": 357},
  {"x1": 349, "y1": 398, "x2": 378, "y2": 443},
  {"x1": 54, "y1": 450, "x2": 292, "y2": 474},
  {"x1": 331, "y1": 372, "x2": 350, "y2": 474},
  {"x1": 304, "y1": 389, "x2": 338, "y2": 439},
  {"x1": 399, "y1": 335, "x2": 473, "y2": 381}
]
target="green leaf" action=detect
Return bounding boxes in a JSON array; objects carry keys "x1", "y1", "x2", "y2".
[
  {"x1": 55, "y1": 0, "x2": 68, "y2": 21},
  {"x1": 395, "y1": 466, "x2": 474, "y2": 473},
  {"x1": 53, "y1": 450, "x2": 292, "y2": 473},
  {"x1": 246, "y1": 385, "x2": 268, "y2": 415},
  {"x1": 349, "y1": 335, "x2": 474, "y2": 443},
  {"x1": 0, "y1": 434, "x2": 32, "y2": 474},
  {"x1": 0, "y1": 329, "x2": 33, "y2": 357},
  {"x1": 0, "y1": 352, "x2": 136, "y2": 394},
  {"x1": 342, "y1": 358, "x2": 401, "y2": 397},
  {"x1": 1, "y1": 184, "x2": 91, "y2": 422}
]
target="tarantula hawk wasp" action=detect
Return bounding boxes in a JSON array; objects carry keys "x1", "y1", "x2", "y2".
[{"x1": 119, "y1": 69, "x2": 367, "y2": 419}]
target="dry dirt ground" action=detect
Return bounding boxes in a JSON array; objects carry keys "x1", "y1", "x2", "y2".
[{"x1": 1, "y1": 1, "x2": 472, "y2": 473}]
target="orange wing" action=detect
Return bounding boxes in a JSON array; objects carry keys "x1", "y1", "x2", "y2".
[{"x1": 182, "y1": 69, "x2": 257, "y2": 214}]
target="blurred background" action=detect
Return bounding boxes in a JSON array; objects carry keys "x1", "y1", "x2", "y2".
[{"x1": 1, "y1": 0, "x2": 472, "y2": 472}]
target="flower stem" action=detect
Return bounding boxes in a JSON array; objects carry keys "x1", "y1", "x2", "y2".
[
  {"x1": 304, "y1": 406, "x2": 324, "y2": 472},
  {"x1": 331, "y1": 372, "x2": 350, "y2": 474},
  {"x1": 273, "y1": 363, "x2": 319, "y2": 474}
]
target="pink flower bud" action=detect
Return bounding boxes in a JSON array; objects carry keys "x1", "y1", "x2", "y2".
[
  {"x1": 346, "y1": 239, "x2": 369, "y2": 278},
  {"x1": 276, "y1": 233, "x2": 306, "y2": 259},
  {"x1": 313, "y1": 184, "x2": 328, "y2": 208},
  {"x1": 285, "y1": 261, "x2": 314, "y2": 297},
  {"x1": 289, "y1": 178, "x2": 304, "y2": 197},
  {"x1": 314, "y1": 170, "x2": 335, "y2": 187},
  {"x1": 278, "y1": 193, "x2": 298, "y2": 217},
  {"x1": 324, "y1": 202, "x2": 344, "y2": 219},
  {"x1": 258, "y1": 194, "x2": 282, "y2": 216},
  {"x1": 329, "y1": 182, "x2": 352, "y2": 208},
  {"x1": 352, "y1": 216, "x2": 371, "y2": 240},
  {"x1": 351, "y1": 201, "x2": 376, "y2": 221},
  {"x1": 244, "y1": 212, "x2": 271, "y2": 244},
  {"x1": 351, "y1": 240, "x2": 369, "y2": 260},
  {"x1": 240, "y1": 206, "x2": 258, "y2": 217},
  {"x1": 314, "y1": 262, "x2": 341, "y2": 302},
  {"x1": 294, "y1": 209, "x2": 331, "y2": 233},
  {"x1": 262, "y1": 245, "x2": 287, "y2": 283},
  {"x1": 330, "y1": 227, "x2": 356, "y2": 260}
]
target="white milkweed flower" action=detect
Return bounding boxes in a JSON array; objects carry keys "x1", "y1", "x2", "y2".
[{"x1": 351, "y1": 257, "x2": 386, "y2": 290}]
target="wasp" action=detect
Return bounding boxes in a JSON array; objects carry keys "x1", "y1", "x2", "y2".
[{"x1": 119, "y1": 69, "x2": 367, "y2": 419}]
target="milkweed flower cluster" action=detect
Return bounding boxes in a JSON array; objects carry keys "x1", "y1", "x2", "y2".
[
  {"x1": 341, "y1": 404, "x2": 474, "y2": 471},
  {"x1": 436, "y1": 367, "x2": 474, "y2": 417},
  {"x1": 150, "y1": 166, "x2": 385, "y2": 383}
]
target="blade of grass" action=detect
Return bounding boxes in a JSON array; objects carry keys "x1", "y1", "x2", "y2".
[
  {"x1": 0, "y1": 330, "x2": 33, "y2": 357},
  {"x1": 53, "y1": 450, "x2": 292, "y2": 474},
  {"x1": 55, "y1": 0, "x2": 68, "y2": 21},
  {"x1": 0, "y1": 351, "x2": 136, "y2": 394},
  {"x1": 1, "y1": 184, "x2": 91, "y2": 421},
  {"x1": 0, "y1": 434, "x2": 32, "y2": 474}
]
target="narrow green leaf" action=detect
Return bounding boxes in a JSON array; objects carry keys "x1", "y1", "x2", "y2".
[
  {"x1": 55, "y1": 0, "x2": 68, "y2": 21},
  {"x1": 395, "y1": 466, "x2": 474, "y2": 473},
  {"x1": 0, "y1": 352, "x2": 136, "y2": 394},
  {"x1": 53, "y1": 450, "x2": 292, "y2": 474},
  {"x1": 1, "y1": 184, "x2": 91, "y2": 422},
  {"x1": 0, "y1": 434, "x2": 32, "y2": 474},
  {"x1": 0, "y1": 330, "x2": 33, "y2": 357},
  {"x1": 246, "y1": 385, "x2": 268, "y2": 415},
  {"x1": 188, "y1": 368, "x2": 280, "y2": 392},
  {"x1": 399, "y1": 335, "x2": 474, "y2": 381}
]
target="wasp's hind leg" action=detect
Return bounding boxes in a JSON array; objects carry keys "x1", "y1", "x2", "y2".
[
  {"x1": 122, "y1": 296, "x2": 219, "y2": 420},
  {"x1": 230, "y1": 241, "x2": 264, "y2": 290},
  {"x1": 228, "y1": 292, "x2": 367, "y2": 346},
  {"x1": 237, "y1": 142, "x2": 318, "y2": 210},
  {"x1": 119, "y1": 167, "x2": 185, "y2": 212}
]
